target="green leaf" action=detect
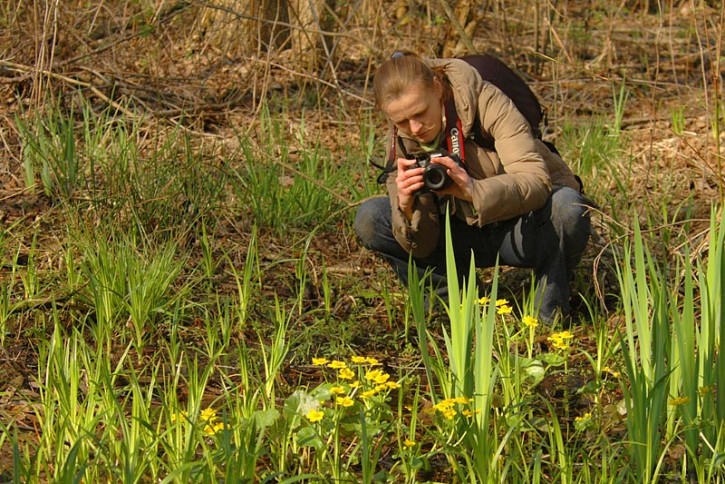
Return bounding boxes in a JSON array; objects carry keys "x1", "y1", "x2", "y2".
[
  {"x1": 295, "y1": 426, "x2": 323, "y2": 450},
  {"x1": 253, "y1": 408, "x2": 280, "y2": 429},
  {"x1": 539, "y1": 353, "x2": 566, "y2": 367}
]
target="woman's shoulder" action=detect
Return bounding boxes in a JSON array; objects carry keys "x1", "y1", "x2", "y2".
[{"x1": 426, "y1": 58, "x2": 482, "y2": 87}]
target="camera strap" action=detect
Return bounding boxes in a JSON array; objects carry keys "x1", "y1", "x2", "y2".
[{"x1": 442, "y1": 98, "x2": 466, "y2": 165}]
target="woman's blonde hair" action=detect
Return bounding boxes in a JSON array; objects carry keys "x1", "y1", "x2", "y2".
[{"x1": 373, "y1": 51, "x2": 450, "y2": 109}]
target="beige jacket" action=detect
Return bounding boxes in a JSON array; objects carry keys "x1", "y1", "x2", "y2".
[{"x1": 386, "y1": 58, "x2": 580, "y2": 257}]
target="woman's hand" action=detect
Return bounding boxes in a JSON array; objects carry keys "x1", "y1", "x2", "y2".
[
  {"x1": 430, "y1": 155, "x2": 474, "y2": 201},
  {"x1": 395, "y1": 157, "x2": 425, "y2": 221}
]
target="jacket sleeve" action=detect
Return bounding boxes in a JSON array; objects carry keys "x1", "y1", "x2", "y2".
[
  {"x1": 469, "y1": 83, "x2": 552, "y2": 225},
  {"x1": 385, "y1": 141, "x2": 441, "y2": 257}
]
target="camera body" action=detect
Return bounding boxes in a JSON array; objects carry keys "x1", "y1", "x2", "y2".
[{"x1": 410, "y1": 150, "x2": 463, "y2": 192}]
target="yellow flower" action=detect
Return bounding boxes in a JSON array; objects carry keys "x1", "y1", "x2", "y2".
[
  {"x1": 548, "y1": 331, "x2": 574, "y2": 350},
  {"x1": 384, "y1": 381, "x2": 401, "y2": 389},
  {"x1": 365, "y1": 369, "x2": 384, "y2": 382},
  {"x1": 602, "y1": 366, "x2": 621, "y2": 378},
  {"x1": 360, "y1": 389, "x2": 377, "y2": 399},
  {"x1": 478, "y1": 296, "x2": 490, "y2": 305},
  {"x1": 349, "y1": 381, "x2": 361, "y2": 388},
  {"x1": 312, "y1": 357, "x2": 329, "y2": 366},
  {"x1": 433, "y1": 399, "x2": 456, "y2": 411},
  {"x1": 373, "y1": 372, "x2": 390, "y2": 384},
  {"x1": 441, "y1": 408, "x2": 457, "y2": 420},
  {"x1": 574, "y1": 412, "x2": 592, "y2": 431},
  {"x1": 170, "y1": 410, "x2": 187, "y2": 424},
  {"x1": 306, "y1": 409, "x2": 324, "y2": 422},
  {"x1": 495, "y1": 299, "x2": 509, "y2": 307},
  {"x1": 200, "y1": 407, "x2": 217, "y2": 422},
  {"x1": 351, "y1": 356, "x2": 367, "y2": 364},
  {"x1": 404, "y1": 439, "x2": 416, "y2": 448},
  {"x1": 203, "y1": 421, "x2": 226, "y2": 436},
  {"x1": 522, "y1": 315, "x2": 539, "y2": 328},
  {"x1": 549, "y1": 339, "x2": 569, "y2": 350},
  {"x1": 497, "y1": 304, "x2": 513, "y2": 315},
  {"x1": 668, "y1": 396, "x2": 691, "y2": 406},
  {"x1": 336, "y1": 396, "x2": 355, "y2": 407},
  {"x1": 364, "y1": 357, "x2": 381, "y2": 366},
  {"x1": 338, "y1": 367, "x2": 356, "y2": 380},
  {"x1": 327, "y1": 360, "x2": 347, "y2": 369},
  {"x1": 451, "y1": 396, "x2": 470, "y2": 405},
  {"x1": 330, "y1": 386, "x2": 346, "y2": 395},
  {"x1": 574, "y1": 412, "x2": 592, "y2": 423}
]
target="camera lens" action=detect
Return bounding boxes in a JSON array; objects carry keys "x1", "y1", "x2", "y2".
[{"x1": 424, "y1": 164, "x2": 448, "y2": 190}]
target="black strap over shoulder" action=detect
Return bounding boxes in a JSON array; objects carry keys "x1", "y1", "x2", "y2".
[{"x1": 459, "y1": 54, "x2": 544, "y2": 139}]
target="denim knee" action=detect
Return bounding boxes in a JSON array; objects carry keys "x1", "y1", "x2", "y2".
[
  {"x1": 354, "y1": 197, "x2": 389, "y2": 250},
  {"x1": 550, "y1": 188, "x2": 591, "y2": 237}
]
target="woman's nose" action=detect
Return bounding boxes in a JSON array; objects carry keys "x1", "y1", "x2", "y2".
[{"x1": 409, "y1": 119, "x2": 423, "y2": 134}]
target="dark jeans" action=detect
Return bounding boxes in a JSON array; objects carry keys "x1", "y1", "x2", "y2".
[{"x1": 354, "y1": 187, "x2": 591, "y2": 321}]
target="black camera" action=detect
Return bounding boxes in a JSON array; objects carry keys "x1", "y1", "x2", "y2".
[{"x1": 409, "y1": 150, "x2": 463, "y2": 191}]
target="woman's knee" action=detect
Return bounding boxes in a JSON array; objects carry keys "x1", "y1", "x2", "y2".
[
  {"x1": 550, "y1": 188, "x2": 591, "y2": 234},
  {"x1": 354, "y1": 197, "x2": 390, "y2": 248}
]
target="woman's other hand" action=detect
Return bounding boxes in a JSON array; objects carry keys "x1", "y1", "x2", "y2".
[{"x1": 395, "y1": 157, "x2": 425, "y2": 221}]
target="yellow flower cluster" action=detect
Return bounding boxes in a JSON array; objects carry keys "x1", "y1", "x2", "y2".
[
  {"x1": 668, "y1": 396, "x2": 691, "y2": 406},
  {"x1": 478, "y1": 297, "x2": 514, "y2": 315},
  {"x1": 431, "y1": 396, "x2": 478, "y2": 421},
  {"x1": 574, "y1": 412, "x2": 593, "y2": 431},
  {"x1": 312, "y1": 356, "x2": 381, "y2": 367},
  {"x1": 305, "y1": 355, "x2": 401, "y2": 423},
  {"x1": 170, "y1": 407, "x2": 225, "y2": 436},
  {"x1": 522, "y1": 315, "x2": 539, "y2": 328},
  {"x1": 548, "y1": 330, "x2": 574, "y2": 350},
  {"x1": 602, "y1": 366, "x2": 620, "y2": 378},
  {"x1": 199, "y1": 407, "x2": 226, "y2": 436}
]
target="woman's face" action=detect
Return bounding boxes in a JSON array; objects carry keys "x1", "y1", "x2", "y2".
[{"x1": 382, "y1": 79, "x2": 443, "y2": 144}]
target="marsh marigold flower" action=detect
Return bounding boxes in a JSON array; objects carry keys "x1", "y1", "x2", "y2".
[
  {"x1": 497, "y1": 304, "x2": 513, "y2": 315},
  {"x1": 522, "y1": 315, "x2": 539, "y2": 328},
  {"x1": 200, "y1": 407, "x2": 217, "y2": 422},
  {"x1": 203, "y1": 421, "x2": 226, "y2": 436},
  {"x1": 351, "y1": 356, "x2": 367, "y2": 364},
  {"x1": 312, "y1": 357, "x2": 329, "y2": 366},
  {"x1": 306, "y1": 409, "x2": 324, "y2": 422},
  {"x1": 602, "y1": 366, "x2": 621, "y2": 378},
  {"x1": 404, "y1": 439, "x2": 416, "y2": 448},
  {"x1": 338, "y1": 367, "x2": 355, "y2": 380},
  {"x1": 336, "y1": 396, "x2": 354, "y2": 407},
  {"x1": 170, "y1": 410, "x2": 187, "y2": 424},
  {"x1": 668, "y1": 396, "x2": 691, "y2": 406},
  {"x1": 330, "y1": 386, "x2": 346, "y2": 395},
  {"x1": 574, "y1": 412, "x2": 592, "y2": 431},
  {"x1": 478, "y1": 296, "x2": 490, "y2": 305},
  {"x1": 441, "y1": 408, "x2": 457, "y2": 420},
  {"x1": 365, "y1": 369, "x2": 390, "y2": 384},
  {"x1": 327, "y1": 360, "x2": 347, "y2": 369},
  {"x1": 495, "y1": 299, "x2": 509, "y2": 307},
  {"x1": 364, "y1": 357, "x2": 381, "y2": 366},
  {"x1": 548, "y1": 331, "x2": 574, "y2": 350}
]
